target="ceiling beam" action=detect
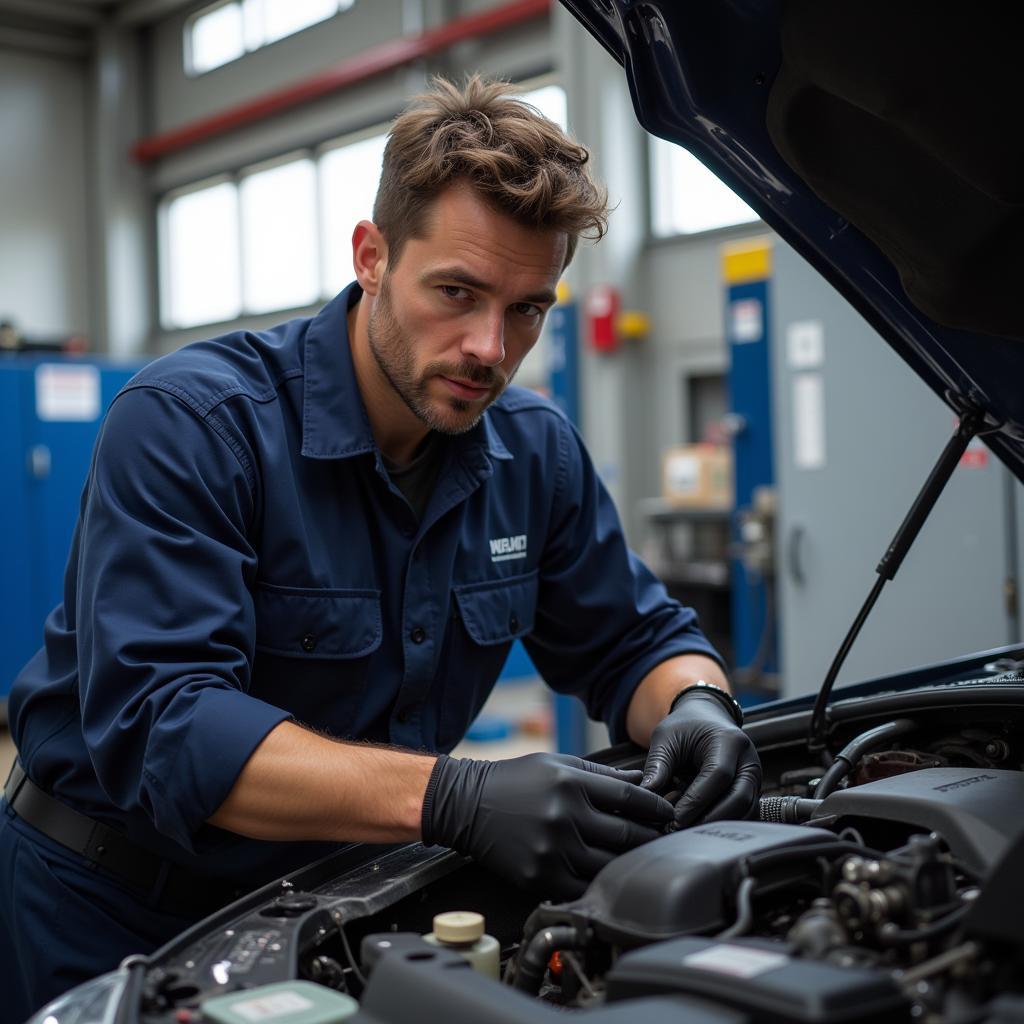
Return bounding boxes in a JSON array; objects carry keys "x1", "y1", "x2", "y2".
[
  {"x1": 0, "y1": 0, "x2": 104, "y2": 25},
  {"x1": 0, "y1": 23, "x2": 91, "y2": 54},
  {"x1": 116, "y1": 0, "x2": 201, "y2": 26}
]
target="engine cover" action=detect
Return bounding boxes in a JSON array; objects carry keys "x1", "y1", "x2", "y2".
[
  {"x1": 606, "y1": 936, "x2": 908, "y2": 1023},
  {"x1": 564, "y1": 821, "x2": 825, "y2": 946},
  {"x1": 813, "y1": 767, "x2": 1024, "y2": 875}
]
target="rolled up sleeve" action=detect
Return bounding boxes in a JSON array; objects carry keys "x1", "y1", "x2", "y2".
[
  {"x1": 524, "y1": 418, "x2": 725, "y2": 744},
  {"x1": 76, "y1": 386, "x2": 290, "y2": 850}
]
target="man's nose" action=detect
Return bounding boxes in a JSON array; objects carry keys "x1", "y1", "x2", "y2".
[{"x1": 461, "y1": 313, "x2": 505, "y2": 366}]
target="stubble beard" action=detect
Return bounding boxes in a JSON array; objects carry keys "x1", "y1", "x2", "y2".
[{"x1": 367, "y1": 274, "x2": 510, "y2": 436}]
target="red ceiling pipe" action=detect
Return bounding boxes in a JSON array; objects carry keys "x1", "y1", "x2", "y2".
[{"x1": 132, "y1": 0, "x2": 552, "y2": 163}]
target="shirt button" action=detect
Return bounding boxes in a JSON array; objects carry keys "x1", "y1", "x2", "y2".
[
  {"x1": 410, "y1": 626, "x2": 427, "y2": 645},
  {"x1": 301, "y1": 634, "x2": 317, "y2": 652},
  {"x1": 509, "y1": 613, "x2": 519, "y2": 633}
]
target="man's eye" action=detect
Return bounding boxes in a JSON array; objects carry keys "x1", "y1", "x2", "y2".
[
  {"x1": 440, "y1": 285, "x2": 470, "y2": 301},
  {"x1": 513, "y1": 302, "x2": 543, "y2": 319}
]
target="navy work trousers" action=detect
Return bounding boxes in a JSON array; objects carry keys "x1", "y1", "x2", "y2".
[{"x1": 0, "y1": 803, "x2": 198, "y2": 1023}]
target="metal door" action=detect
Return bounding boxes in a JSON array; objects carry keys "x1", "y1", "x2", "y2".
[
  {"x1": 771, "y1": 243, "x2": 1015, "y2": 698},
  {"x1": 1, "y1": 358, "x2": 142, "y2": 708},
  {"x1": 0, "y1": 364, "x2": 35, "y2": 702}
]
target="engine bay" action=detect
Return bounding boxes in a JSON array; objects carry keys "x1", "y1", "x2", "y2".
[{"x1": 119, "y1": 669, "x2": 1024, "y2": 1024}]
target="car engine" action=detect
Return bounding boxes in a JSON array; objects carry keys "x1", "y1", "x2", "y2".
[{"x1": 116, "y1": 678, "x2": 1024, "y2": 1024}]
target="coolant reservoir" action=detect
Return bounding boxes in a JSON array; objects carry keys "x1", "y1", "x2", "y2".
[{"x1": 422, "y1": 911, "x2": 500, "y2": 978}]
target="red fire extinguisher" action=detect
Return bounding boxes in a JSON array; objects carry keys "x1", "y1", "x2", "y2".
[{"x1": 586, "y1": 284, "x2": 621, "y2": 353}]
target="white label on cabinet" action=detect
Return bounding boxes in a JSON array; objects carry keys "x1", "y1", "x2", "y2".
[
  {"x1": 35, "y1": 364, "x2": 100, "y2": 421},
  {"x1": 793, "y1": 373, "x2": 826, "y2": 469},
  {"x1": 786, "y1": 320, "x2": 824, "y2": 369}
]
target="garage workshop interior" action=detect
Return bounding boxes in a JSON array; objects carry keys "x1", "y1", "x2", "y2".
[{"x1": 2, "y1": 2, "x2": 1024, "y2": 1023}]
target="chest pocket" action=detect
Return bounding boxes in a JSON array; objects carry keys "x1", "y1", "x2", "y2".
[
  {"x1": 435, "y1": 570, "x2": 540, "y2": 751},
  {"x1": 453, "y1": 569, "x2": 538, "y2": 645},
  {"x1": 252, "y1": 583, "x2": 383, "y2": 736},
  {"x1": 254, "y1": 582, "x2": 383, "y2": 659}
]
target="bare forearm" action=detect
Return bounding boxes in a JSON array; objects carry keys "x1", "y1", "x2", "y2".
[
  {"x1": 207, "y1": 720, "x2": 437, "y2": 844},
  {"x1": 625, "y1": 654, "x2": 730, "y2": 746}
]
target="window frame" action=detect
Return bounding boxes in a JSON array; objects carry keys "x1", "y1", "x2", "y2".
[
  {"x1": 183, "y1": 0, "x2": 357, "y2": 77},
  {"x1": 183, "y1": 0, "x2": 245, "y2": 77},
  {"x1": 315, "y1": 123, "x2": 390, "y2": 299},
  {"x1": 158, "y1": 172, "x2": 244, "y2": 332},
  {"x1": 646, "y1": 134, "x2": 761, "y2": 242},
  {"x1": 238, "y1": 149, "x2": 322, "y2": 316}
]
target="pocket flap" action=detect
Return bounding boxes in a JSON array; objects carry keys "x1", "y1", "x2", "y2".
[
  {"x1": 454, "y1": 571, "x2": 538, "y2": 646},
  {"x1": 255, "y1": 583, "x2": 382, "y2": 659}
]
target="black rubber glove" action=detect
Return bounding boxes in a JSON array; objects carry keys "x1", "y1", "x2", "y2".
[
  {"x1": 422, "y1": 752, "x2": 674, "y2": 899},
  {"x1": 640, "y1": 690, "x2": 762, "y2": 829}
]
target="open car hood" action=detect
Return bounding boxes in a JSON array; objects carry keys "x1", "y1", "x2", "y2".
[{"x1": 560, "y1": 0, "x2": 1024, "y2": 481}]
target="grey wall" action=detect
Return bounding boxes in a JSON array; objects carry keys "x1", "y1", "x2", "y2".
[
  {"x1": 628, "y1": 224, "x2": 766, "y2": 535},
  {"x1": 0, "y1": 47, "x2": 92, "y2": 340}
]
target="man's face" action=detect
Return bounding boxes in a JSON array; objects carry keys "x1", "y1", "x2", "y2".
[{"x1": 366, "y1": 184, "x2": 566, "y2": 436}]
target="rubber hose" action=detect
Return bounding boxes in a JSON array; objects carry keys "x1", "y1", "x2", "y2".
[
  {"x1": 513, "y1": 925, "x2": 582, "y2": 995},
  {"x1": 813, "y1": 718, "x2": 917, "y2": 800}
]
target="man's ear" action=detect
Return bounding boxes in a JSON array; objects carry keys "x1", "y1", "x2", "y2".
[{"x1": 352, "y1": 220, "x2": 388, "y2": 296}]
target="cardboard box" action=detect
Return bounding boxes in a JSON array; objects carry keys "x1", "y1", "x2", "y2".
[{"x1": 661, "y1": 444, "x2": 733, "y2": 508}]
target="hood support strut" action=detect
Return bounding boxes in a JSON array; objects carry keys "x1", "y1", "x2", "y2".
[{"x1": 808, "y1": 408, "x2": 986, "y2": 753}]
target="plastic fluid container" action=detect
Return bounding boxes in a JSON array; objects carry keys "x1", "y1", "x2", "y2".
[
  {"x1": 201, "y1": 980, "x2": 358, "y2": 1023},
  {"x1": 422, "y1": 911, "x2": 500, "y2": 979}
]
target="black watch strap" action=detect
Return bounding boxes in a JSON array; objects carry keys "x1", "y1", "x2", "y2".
[{"x1": 670, "y1": 680, "x2": 743, "y2": 727}]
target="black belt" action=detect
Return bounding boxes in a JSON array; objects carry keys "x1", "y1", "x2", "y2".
[{"x1": 4, "y1": 760, "x2": 243, "y2": 916}]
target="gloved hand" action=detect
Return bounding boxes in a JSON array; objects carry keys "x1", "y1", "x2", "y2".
[
  {"x1": 422, "y1": 752, "x2": 674, "y2": 899},
  {"x1": 640, "y1": 689, "x2": 761, "y2": 829}
]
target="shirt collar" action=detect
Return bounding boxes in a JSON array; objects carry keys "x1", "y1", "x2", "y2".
[{"x1": 301, "y1": 281, "x2": 512, "y2": 463}]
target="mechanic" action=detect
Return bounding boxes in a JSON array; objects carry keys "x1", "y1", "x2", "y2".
[{"x1": 0, "y1": 76, "x2": 760, "y2": 1019}]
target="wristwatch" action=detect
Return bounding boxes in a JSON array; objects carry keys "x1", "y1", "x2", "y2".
[{"x1": 670, "y1": 680, "x2": 744, "y2": 727}]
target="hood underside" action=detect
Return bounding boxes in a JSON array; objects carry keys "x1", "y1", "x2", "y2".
[{"x1": 560, "y1": 0, "x2": 1024, "y2": 481}]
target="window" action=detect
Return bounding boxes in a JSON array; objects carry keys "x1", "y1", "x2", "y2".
[
  {"x1": 649, "y1": 136, "x2": 758, "y2": 237},
  {"x1": 187, "y1": 0, "x2": 245, "y2": 75},
  {"x1": 160, "y1": 179, "x2": 241, "y2": 330},
  {"x1": 158, "y1": 81, "x2": 572, "y2": 330},
  {"x1": 319, "y1": 133, "x2": 387, "y2": 296},
  {"x1": 521, "y1": 84, "x2": 567, "y2": 131},
  {"x1": 185, "y1": 0, "x2": 356, "y2": 74},
  {"x1": 255, "y1": 0, "x2": 347, "y2": 46},
  {"x1": 241, "y1": 157, "x2": 320, "y2": 314}
]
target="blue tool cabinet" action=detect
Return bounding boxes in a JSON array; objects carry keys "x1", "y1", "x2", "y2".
[{"x1": 0, "y1": 357, "x2": 144, "y2": 711}]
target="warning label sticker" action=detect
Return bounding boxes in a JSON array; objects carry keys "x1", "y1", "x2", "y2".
[
  {"x1": 683, "y1": 943, "x2": 790, "y2": 979},
  {"x1": 231, "y1": 991, "x2": 314, "y2": 1021}
]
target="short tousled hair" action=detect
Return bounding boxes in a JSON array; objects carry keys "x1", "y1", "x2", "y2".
[{"x1": 373, "y1": 75, "x2": 609, "y2": 268}]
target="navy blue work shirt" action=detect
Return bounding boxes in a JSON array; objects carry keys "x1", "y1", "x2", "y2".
[{"x1": 9, "y1": 283, "x2": 722, "y2": 888}]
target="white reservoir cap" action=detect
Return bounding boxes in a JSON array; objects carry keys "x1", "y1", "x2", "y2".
[{"x1": 433, "y1": 911, "x2": 485, "y2": 943}]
